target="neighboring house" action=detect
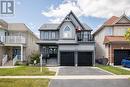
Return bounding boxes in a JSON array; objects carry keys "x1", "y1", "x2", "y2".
[
  {"x1": 0, "y1": 19, "x2": 39, "y2": 66},
  {"x1": 93, "y1": 14, "x2": 130, "y2": 65},
  {"x1": 37, "y1": 11, "x2": 95, "y2": 66}
]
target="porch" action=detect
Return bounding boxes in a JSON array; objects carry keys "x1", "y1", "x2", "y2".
[
  {"x1": 40, "y1": 45, "x2": 58, "y2": 66},
  {"x1": 1, "y1": 45, "x2": 25, "y2": 66}
]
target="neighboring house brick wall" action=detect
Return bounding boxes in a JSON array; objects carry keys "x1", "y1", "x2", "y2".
[{"x1": 109, "y1": 43, "x2": 130, "y2": 64}]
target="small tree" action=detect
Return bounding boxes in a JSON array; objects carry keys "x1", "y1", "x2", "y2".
[
  {"x1": 29, "y1": 52, "x2": 40, "y2": 64},
  {"x1": 125, "y1": 28, "x2": 130, "y2": 41}
]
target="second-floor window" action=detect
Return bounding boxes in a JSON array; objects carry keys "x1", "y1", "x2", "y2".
[
  {"x1": 63, "y1": 26, "x2": 72, "y2": 38},
  {"x1": 41, "y1": 31, "x2": 58, "y2": 40},
  {"x1": 106, "y1": 27, "x2": 113, "y2": 35}
]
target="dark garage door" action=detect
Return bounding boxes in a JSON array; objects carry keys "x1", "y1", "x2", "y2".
[
  {"x1": 114, "y1": 50, "x2": 130, "y2": 65},
  {"x1": 78, "y1": 52, "x2": 92, "y2": 66},
  {"x1": 60, "y1": 52, "x2": 75, "y2": 66}
]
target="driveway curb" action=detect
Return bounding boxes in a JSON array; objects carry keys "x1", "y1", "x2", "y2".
[
  {"x1": 0, "y1": 75, "x2": 130, "y2": 79},
  {"x1": 95, "y1": 67, "x2": 116, "y2": 75}
]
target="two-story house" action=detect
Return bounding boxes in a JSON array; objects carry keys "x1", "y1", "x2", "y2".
[
  {"x1": 94, "y1": 14, "x2": 130, "y2": 65},
  {"x1": 0, "y1": 19, "x2": 39, "y2": 66},
  {"x1": 37, "y1": 11, "x2": 95, "y2": 66}
]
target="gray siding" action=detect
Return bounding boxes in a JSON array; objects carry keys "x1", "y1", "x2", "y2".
[
  {"x1": 59, "y1": 21, "x2": 76, "y2": 40},
  {"x1": 59, "y1": 44, "x2": 95, "y2": 51}
]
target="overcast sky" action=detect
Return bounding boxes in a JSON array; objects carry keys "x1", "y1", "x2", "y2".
[{"x1": 1, "y1": 0, "x2": 130, "y2": 37}]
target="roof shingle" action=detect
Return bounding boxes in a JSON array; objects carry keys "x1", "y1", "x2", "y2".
[
  {"x1": 104, "y1": 16, "x2": 119, "y2": 25},
  {"x1": 104, "y1": 36, "x2": 128, "y2": 44}
]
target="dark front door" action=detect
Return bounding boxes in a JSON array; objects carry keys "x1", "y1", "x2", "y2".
[
  {"x1": 49, "y1": 47, "x2": 57, "y2": 58},
  {"x1": 78, "y1": 52, "x2": 92, "y2": 66},
  {"x1": 13, "y1": 48, "x2": 21, "y2": 59},
  {"x1": 60, "y1": 52, "x2": 75, "y2": 66},
  {"x1": 114, "y1": 50, "x2": 130, "y2": 65}
]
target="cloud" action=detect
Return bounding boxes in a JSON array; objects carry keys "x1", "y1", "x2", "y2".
[
  {"x1": 27, "y1": 23, "x2": 40, "y2": 38},
  {"x1": 16, "y1": 1, "x2": 21, "y2": 5},
  {"x1": 42, "y1": 0, "x2": 82, "y2": 23},
  {"x1": 42, "y1": 0, "x2": 130, "y2": 22}
]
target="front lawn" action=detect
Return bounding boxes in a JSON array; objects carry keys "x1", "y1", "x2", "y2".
[
  {"x1": 97, "y1": 65, "x2": 130, "y2": 75},
  {"x1": 0, "y1": 66, "x2": 55, "y2": 76},
  {"x1": 0, "y1": 79, "x2": 49, "y2": 87}
]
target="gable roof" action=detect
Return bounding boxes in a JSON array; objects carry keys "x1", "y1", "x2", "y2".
[
  {"x1": 57, "y1": 14, "x2": 77, "y2": 29},
  {"x1": 93, "y1": 14, "x2": 130, "y2": 36},
  {"x1": 8, "y1": 23, "x2": 38, "y2": 39},
  {"x1": 104, "y1": 16, "x2": 119, "y2": 25},
  {"x1": 39, "y1": 11, "x2": 92, "y2": 31},
  {"x1": 113, "y1": 14, "x2": 130, "y2": 24},
  {"x1": 0, "y1": 19, "x2": 8, "y2": 30},
  {"x1": 104, "y1": 36, "x2": 128, "y2": 44},
  {"x1": 8, "y1": 23, "x2": 28, "y2": 31}
]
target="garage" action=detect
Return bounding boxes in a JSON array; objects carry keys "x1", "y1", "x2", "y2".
[
  {"x1": 60, "y1": 52, "x2": 75, "y2": 66},
  {"x1": 78, "y1": 52, "x2": 93, "y2": 66},
  {"x1": 114, "y1": 50, "x2": 130, "y2": 65}
]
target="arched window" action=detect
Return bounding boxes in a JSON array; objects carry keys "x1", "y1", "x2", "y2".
[{"x1": 63, "y1": 26, "x2": 72, "y2": 38}]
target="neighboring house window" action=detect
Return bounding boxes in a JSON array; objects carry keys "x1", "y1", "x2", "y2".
[
  {"x1": 63, "y1": 26, "x2": 72, "y2": 38},
  {"x1": 106, "y1": 27, "x2": 113, "y2": 35}
]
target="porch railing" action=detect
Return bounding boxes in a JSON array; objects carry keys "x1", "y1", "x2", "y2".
[
  {"x1": 13, "y1": 55, "x2": 19, "y2": 66},
  {"x1": 0, "y1": 36, "x2": 26, "y2": 44},
  {"x1": 2, "y1": 55, "x2": 8, "y2": 66}
]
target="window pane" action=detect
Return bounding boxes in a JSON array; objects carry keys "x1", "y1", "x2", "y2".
[
  {"x1": 106, "y1": 27, "x2": 112, "y2": 35},
  {"x1": 41, "y1": 31, "x2": 59, "y2": 40},
  {"x1": 63, "y1": 26, "x2": 72, "y2": 38},
  {"x1": 52, "y1": 32, "x2": 56, "y2": 39}
]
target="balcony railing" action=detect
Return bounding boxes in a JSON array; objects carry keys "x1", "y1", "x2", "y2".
[
  {"x1": 77, "y1": 32, "x2": 93, "y2": 42},
  {"x1": 0, "y1": 36, "x2": 26, "y2": 44}
]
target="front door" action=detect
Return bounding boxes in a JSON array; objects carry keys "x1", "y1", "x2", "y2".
[{"x1": 13, "y1": 48, "x2": 21, "y2": 59}]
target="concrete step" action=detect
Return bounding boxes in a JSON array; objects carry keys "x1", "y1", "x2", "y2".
[{"x1": 4, "y1": 60, "x2": 13, "y2": 66}]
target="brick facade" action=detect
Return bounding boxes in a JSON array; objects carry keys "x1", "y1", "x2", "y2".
[{"x1": 106, "y1": 42, "x2": 130, "y2": 65}]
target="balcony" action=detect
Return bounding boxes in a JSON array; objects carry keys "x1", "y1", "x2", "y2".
[
  {"x1": 77, "y1": 32, "x2": 93, "y2": 42},
  {"x1": 0, "y1": 36, "x2": 26, "y2": 44}
]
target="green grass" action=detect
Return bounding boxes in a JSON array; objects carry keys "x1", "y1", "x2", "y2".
[
  {"x1": 97, "y1": 65, "x2": 130, "y2": 75},
  {"x1": 0, "y1": 66, "x2": 55, "y2": 76},
  {"x1": 0, "y1": 79, "x2": 49, "y2": 87}
]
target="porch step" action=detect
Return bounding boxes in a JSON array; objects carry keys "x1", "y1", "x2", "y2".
[{"x1": 4, "y1": 60, "x2": 13, "y2": 66}]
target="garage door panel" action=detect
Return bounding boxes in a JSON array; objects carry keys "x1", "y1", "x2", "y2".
[
  {"x1": 60, "y1": 52, "x2": 74, "y2": 66},
  {"x1": 78, "y1": 52, "x2": 92, "y2": 66}
]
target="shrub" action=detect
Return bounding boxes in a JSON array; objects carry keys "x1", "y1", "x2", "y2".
[{"x1": 29, "y1": 52, "x2": 40, "y2": 64}]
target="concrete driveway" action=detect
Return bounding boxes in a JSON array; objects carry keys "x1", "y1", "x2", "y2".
[
  {"x1": 58, "y1": 67, "x2": 112, "y2": 75},
  {"x1": 49, "y1": 79, "x2": 130, "y2": 87}
]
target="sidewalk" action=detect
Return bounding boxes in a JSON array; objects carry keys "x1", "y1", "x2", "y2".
[{"x1": 0, "y1": 75, "x2": 130, "y2": 79}]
